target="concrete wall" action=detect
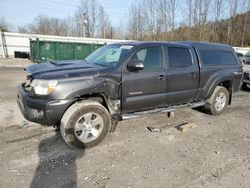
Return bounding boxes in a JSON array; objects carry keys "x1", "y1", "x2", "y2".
[{"x1": 0, "y1": 32, "x2": 131, "y2": 58}]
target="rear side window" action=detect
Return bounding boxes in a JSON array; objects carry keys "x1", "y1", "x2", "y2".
[
  {"x1": 168, "y1": 47, "x2": 193, "y2": 68},
  {"x1": 200, "y1": 50, "x2": 238, "y2": 65}
]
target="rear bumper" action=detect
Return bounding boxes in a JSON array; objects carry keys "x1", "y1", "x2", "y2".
[{"x1": 17, "y1": 83, "x2": 74, "y2": 126}]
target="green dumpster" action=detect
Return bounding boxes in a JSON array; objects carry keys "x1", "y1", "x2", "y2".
[{"x1": 30, "y1": 40, "x2": 103, "y2": 63}]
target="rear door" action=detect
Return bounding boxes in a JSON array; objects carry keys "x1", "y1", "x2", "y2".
[
  {"x1": 122, "y1": 46, "x2": 166, "y2": 113},
  {"x1": 165, "y1": 45, "x2": 200, "y2": 105}
]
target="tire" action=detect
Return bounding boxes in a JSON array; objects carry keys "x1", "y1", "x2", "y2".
[
  {"x1": 60, "y1": 100, "x2": 111, "y2": 149},
  {"x1": 205, "y1": 86, "x2": 229, "y2": 115}
]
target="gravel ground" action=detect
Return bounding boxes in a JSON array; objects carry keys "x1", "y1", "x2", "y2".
[
  {"x1": 0, "y1": 58, "x2": 33, "y2": 67},
  {"x1": 0, "y1": 67, "x2": 250, "y2": 188}
]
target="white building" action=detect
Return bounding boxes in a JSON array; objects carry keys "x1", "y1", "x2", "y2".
[{"x1": 0, "y1": 32, "x2": 130, "y2": 58}]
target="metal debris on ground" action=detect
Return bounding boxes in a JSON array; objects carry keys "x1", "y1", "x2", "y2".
[
  {"x1": 175, "y1": 122, "x2": 197, "y2": 133},
  {"x1": 21, "y1": 120, "x2": 28, "y2": 127},
  {"x1": 147, "y1": 126, "x2": 162, "y2": 132}
]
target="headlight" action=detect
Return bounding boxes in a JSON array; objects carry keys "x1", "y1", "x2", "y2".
[{"x1": 31, "y1": 79, "x2": 58, "y2": 95}]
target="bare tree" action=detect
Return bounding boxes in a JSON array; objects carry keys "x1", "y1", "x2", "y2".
[
  {"x1": 14, "y1": 0, "x2": 250, "y2": 45},
  {"x1": 156, "y1": 0, "x2": 168, "y2": 33},
  {"x1": 213, "y1": 0, "x2": 223, "y2": 41},
  {"x1": 18, "y1": 15, "x2": 70, "y2": 36},
  {"x1": 183, "y1": 0, "x2": 214, "y2": 41},
  {"x1": 114, "y1": 21, "x2": 125, "y2": 39},
  {"x1": 98, "y1": 6, "x2": 112, "y2": 39},
  {"x1": 194, "y1": 0, "x2": 210, "y2": 40},
  {"x1": 167, "y1": 0, "x2": 178, "y2": 40},
  {"x1": 18, "y1": 1, "x2": 111, "y2": 38},
  {"x1": 143, "y1": 0, "x2": 159, "y2": 37},
  {"x1": 50, "y1": 18, "x2": 69, "y2": 36},
  {"x1": 127, "y1": 2, "x2": 145, "y2": 39},
  {"x1": 154, "y1": 0, "x2": 178, "y2": 40},
  {"x1": 241, "y1": 0, "x2": 250, "y2": 46},
  {"x1": 74, "y1": 0, "x2": 110, "y2": 38},
  {"x1": 227, "y1": 0, "x2": 239, "y2": 44},
  {"x1": 30, "y1": 15, "x2": 51, "y2": 35},
  {"x1": 185, "y1": 0, "x2": 210, "y2": 40},
  {"x1": 186, "y1": 0, "x2": 194, "y2": 39},
  {"x1": 64, "y1": 16, "x2": 77, "y2": 36}
]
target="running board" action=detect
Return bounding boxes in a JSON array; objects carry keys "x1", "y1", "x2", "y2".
[
  {"x1": 122, "y1": 108, "x2": 175, "y2": 120},
  {"x1": 121, "y1": 101, "x2": 205, "y2": 120}
]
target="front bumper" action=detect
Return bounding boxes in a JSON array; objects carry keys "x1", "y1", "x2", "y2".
[{"x1": 17, "y1": 83, "x2": 74, "y2": 126}]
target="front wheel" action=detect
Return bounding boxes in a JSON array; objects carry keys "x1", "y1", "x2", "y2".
[
  {"x1": 205, "y1": 86, "x2": 229, "y2": 115},
  {"x1": 60, "y1": 100, "x2": 111, "y2": 149}
]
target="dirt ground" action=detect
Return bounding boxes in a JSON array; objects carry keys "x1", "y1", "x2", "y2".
[{"x1": 0, "y1": 66, "x2": 250, "y2": 188}]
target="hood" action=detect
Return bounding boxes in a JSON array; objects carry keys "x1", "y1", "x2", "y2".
[{"x1": 25, "y1": 60, "x2": 105, "y2": 78}]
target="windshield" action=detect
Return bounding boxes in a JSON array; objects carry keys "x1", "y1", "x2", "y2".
[{"x1": 85, "y1": 44, "x2": 134, "y2": 67}]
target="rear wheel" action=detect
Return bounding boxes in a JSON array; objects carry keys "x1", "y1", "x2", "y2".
[
  {"x1": 205, "y1": 86, "x2": 229, "y2": 115},
  {"x1": 60, "y1": 100, "x2": 111, "y2": 149}
]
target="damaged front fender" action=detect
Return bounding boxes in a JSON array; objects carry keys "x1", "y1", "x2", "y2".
[{"x1": 92, "y1": 74, "x2": 121, "y2": 114}]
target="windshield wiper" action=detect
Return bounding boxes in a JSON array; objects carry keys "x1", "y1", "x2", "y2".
[{"x1": 93, "y1": 63, "x2": 108, "y2": 67}]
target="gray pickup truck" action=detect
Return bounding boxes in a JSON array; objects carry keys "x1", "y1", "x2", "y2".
[{"x1": 17, "y1": 42, "x2": 243, "y2": 149}]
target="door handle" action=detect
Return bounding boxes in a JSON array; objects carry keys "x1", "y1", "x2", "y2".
[
  {"x1": 189, "y1": 72, "x2": 198, "y2": 78},
  {"x1": 157, "y1": 75, "x2": 165, "y2": 80}
]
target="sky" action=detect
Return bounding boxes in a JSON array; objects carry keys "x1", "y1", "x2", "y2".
[{"x1": 0, "y1": 0, "x2": 134, "y2": 30}]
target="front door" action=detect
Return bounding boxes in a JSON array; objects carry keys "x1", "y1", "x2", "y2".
[{"x1": 122, "y1": 46, "x2": 166, "y2": 113}]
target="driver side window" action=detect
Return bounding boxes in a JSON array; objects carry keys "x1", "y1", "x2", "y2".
[{"x1": 131, "y1": 46, "x2": 163, "y2": 71}]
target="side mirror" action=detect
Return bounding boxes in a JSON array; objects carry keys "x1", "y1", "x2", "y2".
[{"x1": 127, "y1": 60, "x2": 144, "y2": 71}]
